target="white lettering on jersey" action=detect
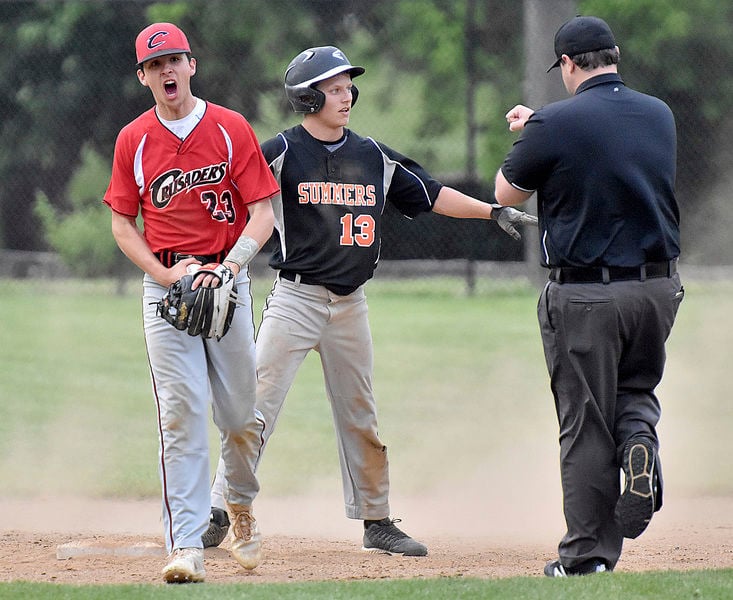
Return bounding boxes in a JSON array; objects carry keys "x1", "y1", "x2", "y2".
[{"x1": 149, "y1": 162, "x2": 228, "y2": 208}]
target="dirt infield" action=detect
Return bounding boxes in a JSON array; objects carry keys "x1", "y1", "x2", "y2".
[{"x1": 1, "y1": 493, "x2": 731, "y2": 584}]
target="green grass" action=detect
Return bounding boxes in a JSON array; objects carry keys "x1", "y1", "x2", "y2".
[
  {"x1": 0, "y1": 275, "x2": 731, "y2": 498},
  {"x1": 2, "y1": 569, "x2": 733, "y2": 598},
  {"x1": 0, "y1": 274, "x2": 731, "y2": 597}
]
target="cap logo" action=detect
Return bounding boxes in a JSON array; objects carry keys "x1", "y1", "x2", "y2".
[
  {"x1": 331, "y1": 49, "x2": 346, "y2": 62},
  {"x1": 147, "y1": 30, "x2": 169, "y2": 51}
]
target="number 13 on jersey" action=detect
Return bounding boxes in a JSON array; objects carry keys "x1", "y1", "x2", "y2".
[{"x1": 340, "y1": 213, "x2": 376, "y2": 247}]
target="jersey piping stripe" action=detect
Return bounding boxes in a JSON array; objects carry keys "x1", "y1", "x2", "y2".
[
  {"x1": 133, "y1": 134, "x2": 147, "y2": 196},
  {"x1": 269, "y1": 133, "x2": 288, "y2": 261},
  {"x1": 367, "y1": 137, "x2": 433, "y2": 211}
]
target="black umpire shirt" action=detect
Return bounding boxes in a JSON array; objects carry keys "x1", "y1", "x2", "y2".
[{"x1": 501, "y1": 73, "x2": 680, "y2": 268}]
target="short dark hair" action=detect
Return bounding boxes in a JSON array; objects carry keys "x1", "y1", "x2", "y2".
[
  {"x1": 137, "y1": 52, "x2": 192, "y2": 72},
  {"x1": 571, "y1": 47, "x2": 619, "y2": 71}
]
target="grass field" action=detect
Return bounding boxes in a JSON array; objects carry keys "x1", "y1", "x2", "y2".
[
  {"x1": 1, "y1": 272, "x2": 731, "y2": 596},
  {"x1": 4, "y1": 569, "x2": 733, "y2": 599}
]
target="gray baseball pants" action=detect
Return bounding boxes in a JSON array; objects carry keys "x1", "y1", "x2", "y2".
[{"x1": 212, "y1": 276, "x2": 390, "y2": 520}]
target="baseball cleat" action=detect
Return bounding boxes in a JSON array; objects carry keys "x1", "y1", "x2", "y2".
[
  {"x1": 617, "y1": 437, "x2": 657, "y2": 539},
  {"x1": 227, "y1": 502, "x2": 263, "y2": 569},
  {"x1": 162, "y1": 547, "x2": 205, "y2": 583},
  {"x1": 202, "y1": 507, "x2": 230, "y2": 548},
  {"x1": 544, "y1": 558, "x2": 609, "y2": 577},
  {"x1": 362, "y1": 517, "x2": 428, "y2": 556}
]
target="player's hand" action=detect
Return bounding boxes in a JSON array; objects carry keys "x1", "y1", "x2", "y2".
[
  {"x1": 490, "y1": 204, "x2": 538, "y2": 241},
  {"x1": 505, "y1": 104, "x2": 535, "y2": 132},
  {"x1": 192, "y1": 262, "x2": 224, "y2": 289},
  {"x1": 161, "y1": 257, "x2": 200, "y2": 288}
]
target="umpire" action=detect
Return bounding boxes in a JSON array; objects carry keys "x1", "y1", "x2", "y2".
[{"x1": 494, "y1": 16, "x2": 684, "y2": 577}]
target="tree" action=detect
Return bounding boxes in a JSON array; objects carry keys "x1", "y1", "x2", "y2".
[
  {"x1": 2, "y1": 0, "x2": 731, "y2": 265},
  {"x1": 0, "y1": 1, "x2": 151, "y2": 250}
]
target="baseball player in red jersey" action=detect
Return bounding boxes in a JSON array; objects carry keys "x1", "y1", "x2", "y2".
[
  {"x1": 203, "y1": 46, "x2": 536, "y2": 555},
  {"x1": 103, "y1": 23, "x2": 278, "y2": 583}
]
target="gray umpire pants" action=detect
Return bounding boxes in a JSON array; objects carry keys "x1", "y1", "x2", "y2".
[{"x1": 537, "y1": 273, "x2": 683, "y2": 569}]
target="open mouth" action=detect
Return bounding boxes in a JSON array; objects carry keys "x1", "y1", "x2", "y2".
[{"x1": 164, "y1": 80, "x2": 177, "y2": 97}]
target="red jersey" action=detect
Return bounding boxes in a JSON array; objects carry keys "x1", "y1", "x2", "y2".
[{"x1": 104, "y1": 102, "x2": 279, "y2": 255}]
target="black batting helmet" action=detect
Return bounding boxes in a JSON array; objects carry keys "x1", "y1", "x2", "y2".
[{"x1": 284, "y1": 46, "x2": 365, "y2": 113}]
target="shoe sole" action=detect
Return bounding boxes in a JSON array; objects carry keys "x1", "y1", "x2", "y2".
[
  {"x1": 361, "y1": 546, "x2": 428, "y2": 557},
  {"x1": 230, "y1": 535, "x2": 263, "y2": 569},
  {"x1": 618, "y1": 442, "x2": 655, "y2": 538},
  {"x1": 544, "y1": 560, "x2": 608, "y2": 577},
  {"x1": 162, "y1": 567, "x2": 205, "y2": 583}
]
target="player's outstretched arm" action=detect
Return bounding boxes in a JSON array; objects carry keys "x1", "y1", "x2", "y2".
[{"x1": 432, "y1": 186, "x2": 537, "y2": 240}]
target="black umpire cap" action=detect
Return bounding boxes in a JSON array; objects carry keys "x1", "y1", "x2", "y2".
[{"x1": 547, "y1": 16, "x2": 616, "y2": 72}]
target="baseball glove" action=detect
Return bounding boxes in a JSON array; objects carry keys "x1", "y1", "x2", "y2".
[{"x1": 156, "y1": 265, "x2": 238, "y2": 340}]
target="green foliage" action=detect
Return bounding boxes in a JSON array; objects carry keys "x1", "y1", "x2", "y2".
[
  {"x1": 33, "y1": 145, "x2": 120, "y2": 277},
  {"x1": 3, "y1": 0, "x2": 733, "y2": 259},
  {"x1": 579, "y1": 0, "x2": 733, "y2": 185}
]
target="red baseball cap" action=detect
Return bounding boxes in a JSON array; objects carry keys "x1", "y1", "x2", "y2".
[{"x1": 135, "y1": 23, "x2": 191, "y2": 67}]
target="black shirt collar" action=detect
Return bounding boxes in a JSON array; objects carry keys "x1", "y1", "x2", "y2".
[{"x1": 575, "y1": 72, "x2": 624, "y2": 95}]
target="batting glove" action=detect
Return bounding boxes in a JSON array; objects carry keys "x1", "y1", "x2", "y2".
[{"x1": 490, "y1": 204, "x2": 538, "y2": 241}]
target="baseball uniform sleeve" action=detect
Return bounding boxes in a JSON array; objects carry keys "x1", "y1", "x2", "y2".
[
  {"x1": 373, "y1": 140, "x2": 443, "y2": 218},
  {"x1": 103, "y1": 123, "x2": 145, "y2": 217},
  {"x1": 225, "y1": 112, "x2": 280, "y2": 204}
]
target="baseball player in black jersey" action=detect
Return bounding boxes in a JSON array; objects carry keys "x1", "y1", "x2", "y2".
[{"x1": 204, "y1": 45, "x2": 536, "y2": 557}]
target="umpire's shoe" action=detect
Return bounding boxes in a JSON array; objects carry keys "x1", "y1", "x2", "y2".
[
  {"x1": 544, "y1": 558, "x2": 610, "y2": 577},
  {"x1": 226, "y1": 502, "x2": 263, "y2": 570},
  {"x1": 362, "y1": 518, "x2": 428, "y2": 556},
  {"x1": 617, "y1": 436, "x2": 658, "y2": 539},
  {"x1": 202, "y1": 507, "x2": 230, "y2": 548}
]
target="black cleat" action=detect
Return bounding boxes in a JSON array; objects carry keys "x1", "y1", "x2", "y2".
[
  {"x1": 362, "y1": 517, "x2": 427, "y2": 556},
  {"x1": 201, "y1": 507, "x2": 230, "y2": 548},
  {"x1": 617, "y1": 437, "x2": 657, "y2": 539},
  {"x1": 544, "y1": 558, "x2": 610, "y2": 577}
]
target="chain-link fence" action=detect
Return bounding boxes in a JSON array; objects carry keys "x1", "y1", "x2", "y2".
[{"x1": 1, "y1": 0, "x2": 731, "y2": 295}]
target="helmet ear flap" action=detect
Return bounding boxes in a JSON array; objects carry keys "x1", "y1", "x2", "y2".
[
  {"x1": 350, "y1": 83, "x2": 359, "y2": 108},
  {"x1": 288, "y1": 85, "x2": 326, "y2": 113},
  {"x1": 310, "y1": 87, "x2": 326, "y2": 113}
]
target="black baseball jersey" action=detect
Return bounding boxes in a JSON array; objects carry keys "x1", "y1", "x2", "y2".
[
  {"x1": 501, "y1": 73, "x2": 680, "y2": 268},
  {"x1": 261, "y1": 125, "x2": 443, "y2": 295}
]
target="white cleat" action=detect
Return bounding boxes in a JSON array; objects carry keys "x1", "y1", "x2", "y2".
[
  {"x1": 227, "y1": 502, "x2": 263, "y2": 570},
  {"x1": 161, "y1": 547, "x2": 205, "y2": 583}
]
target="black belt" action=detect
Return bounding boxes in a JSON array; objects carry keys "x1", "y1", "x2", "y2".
[
  {"x1": 156, "y1": 250, "x2": 227, "y2": 268},
  {"x1": 278, "y1": 270, "x2": 321, "y2": 286},
  {"x1": 548, "y1": 260, "x2": 677, "y2": 284}
]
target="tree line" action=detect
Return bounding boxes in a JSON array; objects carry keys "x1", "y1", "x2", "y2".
[{"x1": 1, "y1": 0, "x2": 731, "y2": 268}]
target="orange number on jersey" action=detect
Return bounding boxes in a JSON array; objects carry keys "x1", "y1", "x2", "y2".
[{"x1": 340, "y1": 213, "x2": 375, "y2": 247}]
